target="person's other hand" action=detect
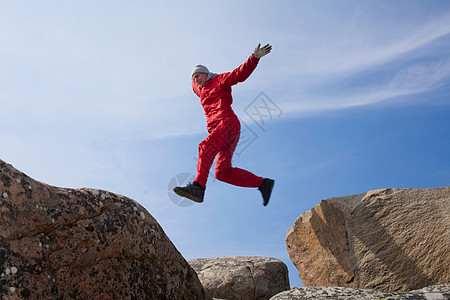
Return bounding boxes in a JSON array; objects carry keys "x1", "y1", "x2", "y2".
[{"x1": 253, "y1": 43, "x2": 272, "y2": 58}]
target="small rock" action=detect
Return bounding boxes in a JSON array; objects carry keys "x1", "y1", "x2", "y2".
[
  {"x1": 190, "y1": 256, "x2": 290, "y2": 300},
  {"x1": 269, "y1": 284, "x2": 450, "y2": 300}
]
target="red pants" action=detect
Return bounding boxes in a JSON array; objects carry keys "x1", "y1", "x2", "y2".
[{"x1": 194, "y1": 117, "x2": 263, "y2": 188}]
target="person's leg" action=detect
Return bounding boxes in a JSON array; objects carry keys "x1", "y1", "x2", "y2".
[
  {"x1": 194, "y1": 137, "x2": 218, "y2": 188},
  {"x1": 174, "y1": 123, "x2": 225, "y2": 203},
  {"x1": 194, "y1": 120, "x2": 230, "y2": 188},
  {"x1": 176, "y1": 117, "x2": 273, "y2": 205},
  {"x1": 214, "y1": 119, "x2": 263, "y2": 188}
]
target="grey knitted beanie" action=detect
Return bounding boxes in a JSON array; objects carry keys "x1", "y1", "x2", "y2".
[{"x1": 191, "y1": 65, "x2": 209, "y2": 77}]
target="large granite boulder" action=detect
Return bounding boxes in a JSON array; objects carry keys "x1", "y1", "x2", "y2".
[
  {"x1": 269, "y1": 283, "x2": 450, "y2": 300},
  {"x1": 189, "y1": 256, "x2": 290, "y2": 300},
  {"x1": 0, "y1": 159, "x2": 210, "y2": 299},
  {"x1": 286, "y1": 187, "x2": 450, "y2": 291}
]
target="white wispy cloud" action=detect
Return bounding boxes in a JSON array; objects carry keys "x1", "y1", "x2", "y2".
[
  {"x1": 275, "y1": 14, "x2": 450, "y2": 117},
  {"x1": 388, "y1": 59, "x2": 450, "y2": 92},
  {"x1": 284, "y1": 14, "x2": 450, "y2": 77},
  {"x1": 282, "y1": 62, "x2": 450, "y2": 117}
]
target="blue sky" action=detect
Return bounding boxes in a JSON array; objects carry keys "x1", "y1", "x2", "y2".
[{"x1": 1, "y1": 0, "x2": 450, "y2": 287}]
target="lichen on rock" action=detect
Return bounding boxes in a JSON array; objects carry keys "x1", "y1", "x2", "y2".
[
  {"x1": 0, "y1": 159, "x2": 210, "y2": 299},
  {"x1": 286, "y1": 187, "x2": 450, "y2": 292}
]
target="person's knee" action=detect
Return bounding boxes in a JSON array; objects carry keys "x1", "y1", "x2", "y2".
[
  {"x1": 215, "y1": 164, "x2": 230, "y2": 181},
  {"x1": 215, "y1": 167, "x2": 224, "y2": 181}
]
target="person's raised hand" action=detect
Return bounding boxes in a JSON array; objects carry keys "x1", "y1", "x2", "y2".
[{"x1": 253, "y1": 43, "x2": 272, "y2": 58}]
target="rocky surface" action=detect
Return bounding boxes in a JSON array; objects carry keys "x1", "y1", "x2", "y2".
[
  {"x1": 189, "y1": 256, "x2": 290, "y2": 300},
  {"x1": 286, "y1": 187, "x2": 450, "y2": 291},
  {"x1": 0, "y1": 159, "x2": 210, "y2": 299},
  {"x1": 269, "y1": 284, "x2": 450, "y2": 300}
]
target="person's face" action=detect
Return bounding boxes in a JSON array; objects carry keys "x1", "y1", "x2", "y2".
[{"x1": 192, "y1": 73, "x2": 208, "y2": 86}]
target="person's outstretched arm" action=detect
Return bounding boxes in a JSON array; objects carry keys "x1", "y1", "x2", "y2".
[{"x1": 221, "y1": 43, "x2": 272, "y2": 87}]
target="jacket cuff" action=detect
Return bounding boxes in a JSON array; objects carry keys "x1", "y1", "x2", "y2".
[{"x1": 251, "y1": 54, "x2": 261, "y2": 60}]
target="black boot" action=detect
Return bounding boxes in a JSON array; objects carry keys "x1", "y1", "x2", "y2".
[
  {"x1": 259, "y1": 178, "x2": 274, "y2": 206},
  {"x1": 173, "y1": 182, "x2": 205, "y2": 203}
]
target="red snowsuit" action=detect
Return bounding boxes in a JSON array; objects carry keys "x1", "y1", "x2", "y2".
[{"x1": 192, "y1": 54, "x2": 264, "y2": 188}]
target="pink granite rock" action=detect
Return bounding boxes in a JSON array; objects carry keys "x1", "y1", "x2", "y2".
[
  {"x1": 0, "y1": 159, "x2": 210, "y2": 299},
  {"x1": 286, "y1": 187, "x2": 450, "y2": 291}
]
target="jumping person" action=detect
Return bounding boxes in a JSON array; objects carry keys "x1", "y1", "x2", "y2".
[{"x1": 173, "y1": 44, "x2": 274, "y2": 206}]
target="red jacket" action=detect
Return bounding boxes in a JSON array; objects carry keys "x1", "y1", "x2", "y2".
[{"x1": 192, "y1": 55, "x2": 260, "y2": 133}]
